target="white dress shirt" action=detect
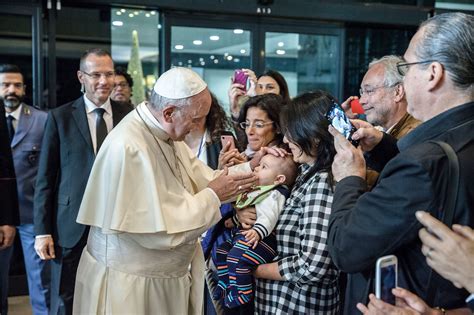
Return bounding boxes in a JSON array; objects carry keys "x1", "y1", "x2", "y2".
[{"x1": 83, "y1": 95, "x2": 113, "y2": 154}]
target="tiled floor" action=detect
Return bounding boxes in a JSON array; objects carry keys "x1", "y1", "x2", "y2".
[{"x1": 8, "y1": 296, "x2": 32, "y2": 315}]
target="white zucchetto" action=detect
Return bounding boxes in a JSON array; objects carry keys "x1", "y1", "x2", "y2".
[{"x1": 153, "y1": 67, "x2": 207, "y2": 99}]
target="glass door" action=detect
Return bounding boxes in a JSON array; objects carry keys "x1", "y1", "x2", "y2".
[{"x1": 262, "y1": 25, "x2": 343, "y2": 100}]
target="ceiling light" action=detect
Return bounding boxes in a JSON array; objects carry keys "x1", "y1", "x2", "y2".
[
  {"x1": 157, "y1": 24, "x2": 162, "y2": 29},
  {"x1": 240, "y1": 49, "x2": 246, "y2": 54},
  {"x1": 224, "y1": 52, "x2": 229, "y2": 57},
  {"x1": 116, "y1": 11, "x2": 122, "y2": 15},
  {"x1": 150, "y1": 11, "x2": 156, "y2": 15},
  {"x1": 234, "y1": 58, "x2": 240, "y2": 62},
  {"x1": 199, "y1": 58, "x2": 204, "y2": 62},
  {"x1": 145, "y1": 13, "x2": 150, "y2": 17},
  {"x1": 112, "y1": 21, "x2": 123, "y2": 26},
  {"x1": 200, "y1": 61, "x2": 206, "y2": 66},
  {"x1": 210, "y1": 55, "x2": 215, "y2": 60},
  {"x1": 188, "y1": 60, "x2": 192, "y2": 63},
  {"x1": 210, "y1": 35, "x2": 220, "y2": 41},
  {"x1": 278, "y1": 42, "x2": 284, "y2": 47},
  {"x1": 214, "y1": 59, "x2": 219, "y2": 64},
  {"x1": 128, "y1": 13, "x2": 134, "y2": 17},
  {"x1": 233, "y1": 29, "x2": 244, "y2": 34},
  {"x1": 120, "y1": 9, "x2": 126, "y2": 13},
  {"x1": 134, "y1": 11, "x2": 139, "y2": 15},
  {"x1": 193, "y1": 40, "x2": 203, "y2": 45},
  {"x1": 227, "y1": 55, "x2": 233, "y2": 61},
  {"x1": 175, "y1": 45, "x2": 184, "y2": 50},
  {"x1": 276, "y1": 49, "x2": 286, "y2": 55},
  {"x1": 178, "y1": 61, "x2": 183, "y2": 66}
]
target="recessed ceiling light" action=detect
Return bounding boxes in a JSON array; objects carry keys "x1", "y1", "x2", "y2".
[
  {"x1": 234, "y1": 58, "x2": 240, "y2": 62},
  {"x1": 210, "y1": 35, "x2": 220, "y2": 41},
  {"x1": 188, "y1": 60, "x2": 192, "y2": 64},
  {"x1": 233, "y1": 29, "x2": 244, "y2": 34},
  {"x1": 150, "y1": 11, "x2": 156, "y2": 15},
  {"x1": 128, "y1": 13, "x2": 134, "y2": 17},
  {"x1": 134, "y1": 11, "x2": 139, "y2": 15},
  {"x1": 193, "y1": 40, "x2": 203, "y2": 45},
  {"x1": 199, "y1": 58, "x2": 204, "y2": 62},
  {"x1": 120, "y1": 9, "x2": 126, "y2": 13},
  {"x1": 224, "y1": 52, "x2": 229, "y2": 57},
  {"x1": 240, "y1": 49, "x2": 246, "y2": 54},
  {"x1": 278, "y1": 42, "x2": 284, "y2": 47},
  {"x1": 276, "y1": 49, "x2": 286, "y2": 55},
  {"x1": 116, "y1": 11, "x2": 122, "y2": 15},
  {"x1": 210, "y1": 55, "x2": 215, "y2": 60},
  {"x1": 157, "y1": 24, "x2": 162, "y2": 29},
  {"x1": 178, "y1": 61, "x2": 183, "y2": 66},
  {"x1": 175, "y1": 45, "x2": 184, "y2": 50},
  {"x1": 112, "y1": 21, "x2": 123, "y2": 26},
  {"x1": 145, "y1": 13, "x2": 150, "y2": 17},
  {"x1": 227, "y1": 55, "x2": 233, "y2": 61},
  {"x1": 200, "y1": 61, "x2": 206, "y2": 66},
  {"x1": 214, "y1": 59, "x2": 219, "y2": 64}
]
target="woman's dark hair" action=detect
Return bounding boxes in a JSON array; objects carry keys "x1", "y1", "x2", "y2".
[
  {"x1": 237, "y1": 94, "x2": 285, "y2": 148},
  {"x1": 206, "y1": 93, "x2": 233, "y2": 142},
  {"x1": 259, "y1": 69, "x2": 290, "y2": 102},
  {"x1": 280, "y1": 90, "x2": 336, "y2": 183}
]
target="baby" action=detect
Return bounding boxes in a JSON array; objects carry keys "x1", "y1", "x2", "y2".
[{"x1": 212, "y1": 154, "x2": 297, "y2": 308}]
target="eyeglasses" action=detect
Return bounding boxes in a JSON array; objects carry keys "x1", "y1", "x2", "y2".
[
  {"x1": 396, "y1": 60, "x2": 436, "y2": 76},
  {"x1": 81, "y1": 71, "x2": 115, "y2": 80},
  {"x1": 1, "y1": 82, "x2": 25, "y2": 89},
  {"x1": 359, "y1": 83, "x2": 400, "y2": 97},
  {"x1": 239, "y1": 121, "x2": 273, "y2": 129},
  {"x1": 114, "y1": 82, "x2": 129, "y2": 89}
]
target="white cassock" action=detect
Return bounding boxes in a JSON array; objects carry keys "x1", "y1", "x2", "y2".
[{"x1": 73, "y1": 102, "x2": 250, "y2": 315}]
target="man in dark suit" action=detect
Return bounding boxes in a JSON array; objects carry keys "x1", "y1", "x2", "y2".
[
  {"x1": 0, "y1": 99, "x2": 19, "y2": 315},
  {"x1": 0, "y1": 64, "x2": 50, "y2": 314},
  {"x1": 33, "y1": 49, "x2": 131, "y2": 315}
]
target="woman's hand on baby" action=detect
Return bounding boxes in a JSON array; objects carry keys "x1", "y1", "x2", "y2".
[{"x1": 242, "y1": 229, "x2": 261, "y2": 249}]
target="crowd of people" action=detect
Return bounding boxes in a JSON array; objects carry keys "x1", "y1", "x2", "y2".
[{"x1": 0, "y1": 11, "x2": 473, "y2": 315}]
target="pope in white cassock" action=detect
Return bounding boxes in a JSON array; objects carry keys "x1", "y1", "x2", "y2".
[{"x1": 72, "y1": 67, "x2": 259, "y2": 314}]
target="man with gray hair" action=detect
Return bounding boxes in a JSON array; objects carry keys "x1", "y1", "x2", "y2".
[
  {"x1": 73, "y1": 67, "x2": 263, "y2": 314},
  {"x1": 345, "y1": 55, "x2": 420, "y2": 187},
  {"x1": 357, "y1": 55, "x2": 419, "y2": 138},
  {"x1": 328, "y1": 12, "x2": 474, "y2": 314}
]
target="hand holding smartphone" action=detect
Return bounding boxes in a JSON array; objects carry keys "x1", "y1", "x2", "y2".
[
  {"x1": 375, "y1": 255, "x2": 398, "y2": 305},
  {"x1": 326, "y1": 102, "x2": 359, "y2": 147},
  {"x1": 233, "y1": 70, "x2": 249, "y2": 92}
]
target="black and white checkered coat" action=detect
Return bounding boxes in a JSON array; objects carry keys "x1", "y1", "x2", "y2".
[{"x1": 255, "y1": 165, "x2": 339, "y2": 314}]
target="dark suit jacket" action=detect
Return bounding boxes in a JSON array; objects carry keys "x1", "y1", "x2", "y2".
[
  {"x1": 34, "y1": 97, "x2": 131, "y2": 248},
  {"x1": 11, "y1": 104, "x2": 47, "y2": 224},
  {"x1": 328, "y1": 102, "x2": 474, "y2": 314},
  {"x1": 0, "y1": 105, "x2": 19, "y2": 226}
]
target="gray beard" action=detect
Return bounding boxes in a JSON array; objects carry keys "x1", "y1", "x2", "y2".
[{"x1": 3, "y1": 98, "x2": 21, "y2": 111}]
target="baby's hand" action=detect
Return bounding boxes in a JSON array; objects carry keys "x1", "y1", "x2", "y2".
[{"x1": 242, "y1": 229, "x2": 261, "y2": 249}]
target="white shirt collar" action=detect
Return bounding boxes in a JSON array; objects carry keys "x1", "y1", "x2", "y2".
[
  {"x1": 83, "y1": 95, "x2": 111, "y2": 114},
  {"x1": 4, "y1": 103, "x2": 23, "y2": 120}
]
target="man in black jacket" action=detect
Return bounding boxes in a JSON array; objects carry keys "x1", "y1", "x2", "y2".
[
  {"x1": 327, "y1": 12, "x2": 474, "y2": 314},
  {"x1": 33, "y1": 49, "x2": 131, "y2": 315}
]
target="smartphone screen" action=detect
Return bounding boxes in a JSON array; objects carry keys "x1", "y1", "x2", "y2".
[
  {"x1": 326, "y1": 102, "x2": 359, "y2": 146},
  {"x1": 375, "y1": 255, "x2": 398, "y2": 305}
]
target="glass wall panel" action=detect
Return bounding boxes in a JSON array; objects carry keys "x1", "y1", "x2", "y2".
[
  {"x1": 0, "y1": 13, "x2": 33, "y2": 105},
  {"x1": 171, "y1": 26, "x2": 251, "y2": 111},
  {"x1": 111, "y1": 8, "x2": 160, "y2": 104},
  {"x1": 265, "y1": 32, "x2": 339, "y2": 99}
]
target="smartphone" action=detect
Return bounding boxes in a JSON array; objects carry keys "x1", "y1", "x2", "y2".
[
  {"x1": 326, "y1": 102, "x2": 359, "y2": 146},
  {"x1": 220, "y1": 135, "x2": 236, "y2": 150},
  {"x1": 233, "y1": 70, "x2": 249, "y2": 92},
  {"x1": 375, "y1": 255, "x2": 398, "y2": 305}
]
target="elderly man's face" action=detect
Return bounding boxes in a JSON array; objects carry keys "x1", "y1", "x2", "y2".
[
  {"x1": 111, "y1": 75, "x2": 132, "y2": 103},
  {"x1": 359, "y1": 64, "x2": 398, "y2": 129},
  {"x1": 171, "y1": 89, "x2": 211, "y2": 141},
  {"x1": 77, "y1": 54, "x2": 115, "y2": 106}
]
